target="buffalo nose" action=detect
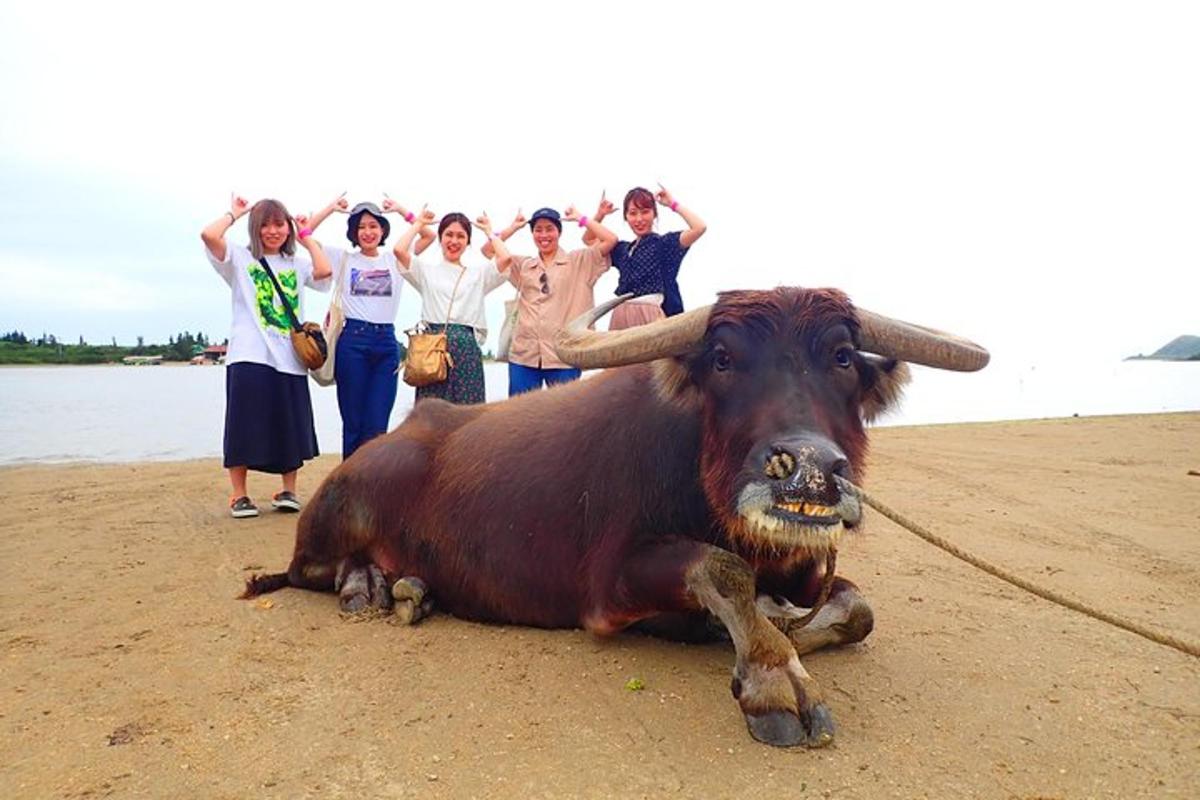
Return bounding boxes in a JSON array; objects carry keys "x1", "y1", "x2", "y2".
[{"x1": 763, "y1": 439, "x2": 850, "y2": 498}]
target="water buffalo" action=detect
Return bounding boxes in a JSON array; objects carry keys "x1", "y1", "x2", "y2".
[{"x1": 244, "y1": 287, "x2": 987, "y2": 747}]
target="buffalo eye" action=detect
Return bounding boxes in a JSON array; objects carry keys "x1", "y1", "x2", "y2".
[
  {"x1": 713, "y1": 346, "x2": 732, "y2": 372},
  {"x1": 834, "y1": 346, "x2": 854, "y2": 369}
]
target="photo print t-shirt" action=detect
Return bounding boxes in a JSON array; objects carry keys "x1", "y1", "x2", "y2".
[
  {"x1": 321, "y1": 244, "x2": 403, "y2": 325},
  {"x1": 206, "y1": 244, "x2": 329, "y2": 375}
]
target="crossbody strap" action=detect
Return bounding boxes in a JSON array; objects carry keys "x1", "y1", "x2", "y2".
[
  {"x1": 258, "y1": 256, "x2": 303, "y2": 333},
  {"x1": 442, "y1": 265, "x2": 467, "y2": 326},
  {"x1": 331, "y1": 251, "x2": 349, "y2": 313}
]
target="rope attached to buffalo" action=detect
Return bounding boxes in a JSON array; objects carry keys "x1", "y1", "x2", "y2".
[
  {"x1": 835, "y1": 478, "x2": 1200, "y2": 659},
  {"x1": 794, "y1": 551, "x2": 838, "y2": 628}
]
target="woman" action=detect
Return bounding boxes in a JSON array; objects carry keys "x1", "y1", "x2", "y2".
[
  {"x1": 201, "y1": 195, "x2": 332, "y2": 518},
  {"x1": 585, "y1": 184, "x2": 707, "y2": 329},
  {"x1": 482, "y1": 205, "x2": 617, "y2": 395},
  {"x1": 299, "y1": 193, "x2": 434, "y2": 458},
  {"x1": 393, "y1": 209, "x2": 510, "y2": 404}
]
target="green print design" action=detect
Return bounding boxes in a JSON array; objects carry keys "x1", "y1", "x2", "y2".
[{"x1": 249, "y1": 263, "x2": 299, "y2": 333}]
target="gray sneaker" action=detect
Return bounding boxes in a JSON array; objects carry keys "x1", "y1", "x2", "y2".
[
  {"x1": 230, "y1": 496, "x2": 259, "y2": 518},
  {"x1": 271, "y1": 491, "x2": 301, "y2": 512}
]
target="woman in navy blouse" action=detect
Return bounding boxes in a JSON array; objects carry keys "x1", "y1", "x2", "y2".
[{"x1": 584, "y1": 184, "x2": 707, "y2": 329}]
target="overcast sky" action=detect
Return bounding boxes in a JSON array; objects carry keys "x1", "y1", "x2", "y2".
[{"x1": 1, "y1": 1, "x2": 1196, "y2": 366}]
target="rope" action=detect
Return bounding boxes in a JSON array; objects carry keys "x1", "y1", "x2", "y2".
[
  {"x1": 794, "y1": 551, "x2": 837, "y2": 628},
  {"x1": 836, "y1": 478, "x2": 1200, "y2": 659}
]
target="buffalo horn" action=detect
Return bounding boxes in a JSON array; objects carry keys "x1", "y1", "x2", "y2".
[
  {"x1": 553, "y1": 293, "x2": 990, "y2": 373},
  {"x1": 553, "y1": 294, "x2": 711, "y2": 369},
  {"x1": 856, "y1": 310, "x2": 990, "y2": 372}
]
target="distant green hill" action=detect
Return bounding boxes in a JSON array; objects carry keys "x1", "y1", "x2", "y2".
[{"x1": 1127, "y1": 335, "x2": 1200, "y2": 361}]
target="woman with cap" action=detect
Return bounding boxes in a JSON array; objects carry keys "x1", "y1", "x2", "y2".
[
  {"x1": 392, "y1": 208, "x2": 512, "y2": 405},
  {"x1": 482, "y1": 205, "x2": 618, "y2": 396},
  {"x1": 300, "y1": 193, "x2": 434, "y2": 458},
  {"x1": 201, "y1": 194, "x2": 333, "y2": 518},
  {"x1": 583, "y1": 184, "x2": 707, "y2": 329}
]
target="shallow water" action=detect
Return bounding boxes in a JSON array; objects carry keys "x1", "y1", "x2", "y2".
[{"x1": 0, "y1": 359, "x2": 1196, "y2": 465}]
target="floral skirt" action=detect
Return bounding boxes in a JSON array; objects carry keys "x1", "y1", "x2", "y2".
[{"x1": 414, "y1": 323, "x2": 486, "y2": 405}]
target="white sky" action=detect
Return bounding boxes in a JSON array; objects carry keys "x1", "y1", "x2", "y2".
[{"x1": 0, "y1": 0, "x2": 1196, "y2": 365}]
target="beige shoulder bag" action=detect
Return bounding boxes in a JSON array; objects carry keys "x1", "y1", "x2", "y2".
[{"x1": 403, "y1": 265, "x2": 466, "y2": 387}]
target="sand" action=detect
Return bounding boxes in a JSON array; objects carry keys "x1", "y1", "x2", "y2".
[{"x1": 1, "y1": 413, "x2": 1198, "y2": 799}]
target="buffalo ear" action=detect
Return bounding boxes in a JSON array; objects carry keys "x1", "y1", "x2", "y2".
[
  {"x1": 859, "y1": 355, "x2": 911, "y2": 423},
  {"x1": 652, "y1": 356, "x2": 703, "y2": 407}
]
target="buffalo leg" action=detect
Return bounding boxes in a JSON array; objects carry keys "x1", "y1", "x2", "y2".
[
  {"x1": 597, "y1": 542, "x2": 835, "y2": 748},
  {"x1": 758, "y1": 577, "x2": 875, "y2": 656}
]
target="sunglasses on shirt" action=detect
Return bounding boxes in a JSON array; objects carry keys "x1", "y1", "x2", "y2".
[{"x1": 538, "y1": 270, "x2": 550, "y2": 295}]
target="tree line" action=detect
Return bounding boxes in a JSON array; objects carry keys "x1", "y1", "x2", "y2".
[{"x1": 0, "y1": 330, "x2": 226, "y2": 365}]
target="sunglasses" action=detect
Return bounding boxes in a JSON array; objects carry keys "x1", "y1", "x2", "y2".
[{"x1": 538, "y1": 270, "x2": 550, "y2": 295}]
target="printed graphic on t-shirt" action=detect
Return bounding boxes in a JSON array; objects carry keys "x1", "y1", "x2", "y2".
[
  {"x1": 249, "y1": 263, "x2": 298, "y2": 333},
  {"x1": 350, "y1": 268, "x2": 393, "y2": 297}
]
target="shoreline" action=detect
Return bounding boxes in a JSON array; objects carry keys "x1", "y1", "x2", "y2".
[{"x1": 3, "y1": 410, "x2": 1197, "y2": 470}]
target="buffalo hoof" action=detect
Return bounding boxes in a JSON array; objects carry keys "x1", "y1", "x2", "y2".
[
  {"x1": 338, "y1": 563, "x2": 394, "y2": 614},
  {"x1": 744, "y1": 703, "x2": 835, "y2": 748},
  {"x1": 391, "y1": 577, "x2": 434, "y2": 625},
  {"x1": 745, "y1": 710, "x2": 807, "y2": 747},
  {"x1": 802, "y1": 702, "x2": 836, "y2": 748}
]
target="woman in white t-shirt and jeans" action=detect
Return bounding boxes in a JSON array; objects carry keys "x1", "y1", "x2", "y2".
[
  {"x1": 201, "y1": 196, "x2": 333, "y2": 518},
  {"x1": 300, "y1": 194, "x2": 434, "y2": 458}
]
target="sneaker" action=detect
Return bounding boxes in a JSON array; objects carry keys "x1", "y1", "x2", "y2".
[
  {"x1": 271, "y1": 491, "x2": 301, "y2": 513},
  {"x1": 230, "y1": 496, "x2": 259, "y2": 518}
]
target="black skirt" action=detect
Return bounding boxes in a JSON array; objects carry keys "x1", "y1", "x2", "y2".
[{"x1": 224, "y1": 362, "x2": 319, "y2": 474}]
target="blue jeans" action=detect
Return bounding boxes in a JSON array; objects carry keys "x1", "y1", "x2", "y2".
[
  {"x1": 508, "y1": 362, "x2": 582, "y2": 396},
  {"x1": 335, "y1": 319, "x2": 400, "y2": 458}
]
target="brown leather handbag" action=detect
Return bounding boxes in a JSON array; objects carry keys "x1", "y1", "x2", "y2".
[
  {"x1": 259, "y1": 257, "x2": 327, "y2": 371},
  {"x1": 403, "y1": 265, "x2": 466, "y2": 387}
]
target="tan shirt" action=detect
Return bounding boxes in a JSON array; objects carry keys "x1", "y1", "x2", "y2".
[{"x1": 507, "y1": 246, "x2": 610, "y2": 369}]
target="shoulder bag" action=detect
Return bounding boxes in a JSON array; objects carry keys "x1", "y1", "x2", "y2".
[
  {"x1": 403, "y1": 265, "x2": 466, "y2": 387},
  {"x1": 496, "y1": 297, "x2": 518, "y2": 363},
  {"x1": 310, "y1": 251, "x2": 349, "y2": 386},
  {"x1": 259, "y1": 256, "x2": 327, "y2": 371}
]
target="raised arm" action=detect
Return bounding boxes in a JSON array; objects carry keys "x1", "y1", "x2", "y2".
[
  {"x1": 298, "y1": 192, "x2": 348, "y2": 235},
  {"x1": 392, "y1": 206, "x2": 437, "y2": 269},
  {"x1": 201, "y1": 194, "x2": 251, "y2": 262},
  {"x1": 656, "y1": 184, "x2": 707, "y2": 248},
  {"x1": 383, "y1": 195, "x2": 436, "y2": 256},
  {"x1": 296, "y1": 224, "x2": 333, "y2": 281},
  {"x1": 481, "y1": 209, "x2": 527, "y2": 259},
  {"x1": 581, "y1": 190, "x2": 616, "y2": 246},
  {"x1": 474, "y1": 213, "x2": 513, "y2": 272},
  {"x1": 563, "y1": 204, "x2": 618, "y2": 256}
]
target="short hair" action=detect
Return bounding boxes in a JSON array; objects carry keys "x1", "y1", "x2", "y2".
[
  {"x1": 623, "y1": 187, "x2": 657, "y2": 219},
  {"x1": 248, "y1": 199, "x2": 296, "y2": 259},
  {"x1": 438, "y1": 212, "x2": 472, "y2": 244},
  {"x1": 347, "y1": 205, "x2": 390, "y2": 248}
]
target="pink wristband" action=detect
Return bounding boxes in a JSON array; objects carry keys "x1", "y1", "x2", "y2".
[
  {"x1": 669, "y1": 200, "x2": 679, "y2": 212},
  {"x1": 404, "y1": 211, "x2": 415, "y2": 223},
  {"x1": 298, "y1": 227, "x2": 313, "y2": 239},
  {"x1": 578, "y1": 216, "x2": 589, "y2": 228}
]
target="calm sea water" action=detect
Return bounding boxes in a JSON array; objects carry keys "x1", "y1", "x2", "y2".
[{"x1": 0, "y1": 359, "x2": 1196, "y2": 465}]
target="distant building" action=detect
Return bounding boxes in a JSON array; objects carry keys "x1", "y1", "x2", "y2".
[
  {"x1": 122, "y1": 355, "x2": 163, "y2": 366},
  {"x1": 202, "y1": 345, "x2": 227, "y2": 364}
]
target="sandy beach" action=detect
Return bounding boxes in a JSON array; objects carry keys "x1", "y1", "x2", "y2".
[{"x1": 2, "y1": 412, "x2": 1198, "y2": 799}]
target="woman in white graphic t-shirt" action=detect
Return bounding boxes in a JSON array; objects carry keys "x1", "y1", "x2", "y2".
[
  {"x1": 201, "y1": 195, "x2": 332, "y2": 519},
  {"x1": 299, "y1": 194, "x2": 434, "y2": 458}
]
